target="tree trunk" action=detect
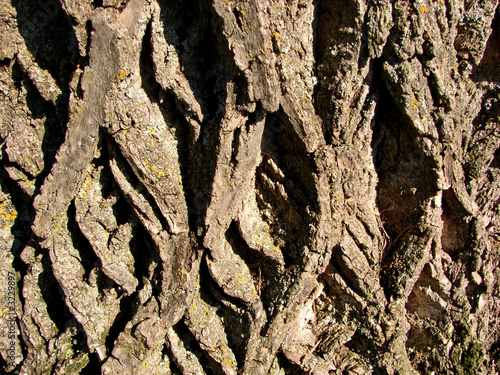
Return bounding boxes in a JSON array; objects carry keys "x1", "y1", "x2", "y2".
[{"x1": 1, "y1": 0, "x2": 499, "y2": 373}]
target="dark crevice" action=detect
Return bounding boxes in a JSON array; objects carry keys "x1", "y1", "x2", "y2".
[
  {"x1": 202, "y1": 252, "x2": 250, "y2": 316},
  {"x1": 157, "y1": 0, "x2": 232, "y2": 239},
  {"x1": 67, "y1": 200, "x2": 101, "y2": 282},
  {"x1": 473, "y1": 6, "x2": 500, "y2": 83},
  {"x1": 11, "y1": 61, "x2": 67, "y2": 190},
  {"x1": 197, "y1": 259, "x2": 249, "y2": 369},
  {"x1": 93, "y1": 131, "x2": 111, "y2": 169},
  {"x1": 226, "y1": 221, "x2": 286, "y2": 324},
  {"x1": 232, "y1": 7, "x2": 243, "y2": 31},
  {"x1": 255, "y1": 111, "x2": 318, "y2": 267},
  {"x1": 92, "y1": 0, "x2": 103, "y2": 8},
  {"x1": 105, "y1": 293, "x2": 139, "y2": 354},
  {"x1": 140, "y1": 19, "x2": 161, "y2": 103},
  {"x1": 441, "y1": 189, "x2": 469, "y2": 263},
  {"x1": 162, "y1": 343, "x2": 182, "y2": 375},
  {"x1": 0, "y1": 167, "x2": 33, "y2": 323},
  {"x1": 95, "y1": 139, "x2": 117, "y2": 201},
  {"x1": 416, "y1": 45, "x2": 452, "y2": 112},
  {"x1": 158, "y1": 0, "x2": 226, "y2": 120},
  {"x1": 0, "y1": 357, "x2": 7, "y2": 373},
  {"x1": 230, "y1": 126, "x2": 241, "y2": 168},
  {"x1": 112, "y1": 196, "x2": 133, "y2": 227},
  {"x1": 372, "y1": 68, "x2": 437, "y2": 268},
  {"x1": 172, "y1": 319, "x2": 225, "y2": 374},
  {"x1": 201, "y1": 253, "x2": 257, "y2": 363},
  {"x1": 276, "y1": 351, "x2": 307, "y2": 375},
  {"x1": 76, "y1": 20, "x2": 93, "y2": 100},
  {"x1": 12, "y1": 0, "x2": 78, "y2": 89},
  {"x1": 345, "y1": 331, "x2": 380, "y2": 371},
  {"x1": 80, "y1": 351, "x2": 101, "y2": 374},
  {"x1": 265, "y1": 110, "x2": 319, "y2": 213},
  {"x1": 0, "y1": 58, "x2": 11, "y2": 67},
  {"x1": 106, "y1": 136, "x2": 170, "y2": 232},
  {"x1": 129, "y1": 220, "x2": 160, "y2": 291},
  {"x1": 490, "y1": 339, "x2": 500, "y2": 364},
  {"x1": 37, "y1": 251, "x2": 74, "y2": 331},
  {"x1": 158, "y1": 92, "x2": 209, "y2": 233},
  {"x1": 491, "y1": 147, "x2": 500, "y2": 169}
]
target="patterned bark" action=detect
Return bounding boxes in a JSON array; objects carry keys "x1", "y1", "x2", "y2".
[{"x1": 0, "y1": 0, "x2": 499, "y2": 374}]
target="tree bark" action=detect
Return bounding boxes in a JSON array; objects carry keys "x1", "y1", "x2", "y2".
[{"x1": 1, "y1": 0, "x2": 499, "y2": 374}]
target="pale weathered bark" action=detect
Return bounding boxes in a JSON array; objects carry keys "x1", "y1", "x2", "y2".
[{"x1": 0, "y1": 0, "x2": 499, "y2": 374}]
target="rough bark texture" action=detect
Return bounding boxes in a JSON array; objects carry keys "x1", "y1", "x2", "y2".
[{"x1": 1, "y1": 0, "x2": 500, "y2": 374}]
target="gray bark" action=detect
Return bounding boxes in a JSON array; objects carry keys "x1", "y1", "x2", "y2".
[{"x1": 0, "y1": 0, "x2": 499, "y2": 374}]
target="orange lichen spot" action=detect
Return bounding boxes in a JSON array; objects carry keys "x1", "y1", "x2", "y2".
[
  {"x1": 137, "y1": 103, "x2": 142, "y2": 108},
  {"x1": 118, "y1": 69, "x2": 127, "y2": 80},
  {"x1": 419, "y1": 6, "x2": 428, "y2": 13}
]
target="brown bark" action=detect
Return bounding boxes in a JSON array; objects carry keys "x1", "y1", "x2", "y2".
[{"x1": 0, "y1": 0, "x2": 499, "y2": 374}]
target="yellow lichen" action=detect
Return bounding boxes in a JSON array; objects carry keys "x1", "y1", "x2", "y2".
[
  {"x1": 411, "y1": 96, "x2": 418, "y2": 109},
  {"x1": 273, "y1": 32, "x2": 282, "y2": 40},
  {"x1": 222, "y1": 358, "x2": 234, "y2": 368},
  {"x1": 238, "y1": 276, "x2": 244, "y2": 282},
  {"x1": 419, "y1": 6, "x2": 428, "y2": 13},
  {"x1": 118, "y1": 69, "x2": 127, "y2": 80}
]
